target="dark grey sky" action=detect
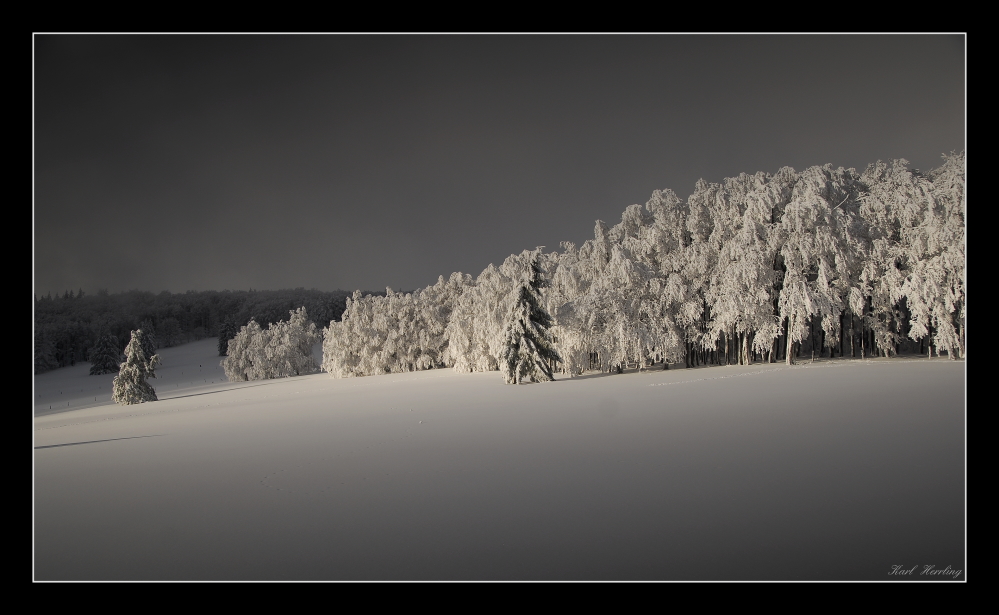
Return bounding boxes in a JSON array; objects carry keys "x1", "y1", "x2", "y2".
[{"x1": 34, "y1": 34, "x2": 965, "y2": 297}]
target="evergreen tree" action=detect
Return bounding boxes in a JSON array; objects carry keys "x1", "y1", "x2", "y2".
[
  {"x1": 158, "y1": 317, "x2": 182, "y2": 347},
  {"x1": 501, "y1": 250, "x2": 561, "y2": 384},
  {"x1": 139, "y1": 319, "x2": 158, "y2": 359},
  {"x1": 89, "y1": 332, "x2": 122, "y2": 375},
  {"x1": 34, "y1": 329, "x2": 59, "y2": 374},
  {"x1": 112, "y1": 330, "x2": 160, "y2": 404},
  {"x1": 218, "y1": 317, "x2": 239, "y2": 356}
]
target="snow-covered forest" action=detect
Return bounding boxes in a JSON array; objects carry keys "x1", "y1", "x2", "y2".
[{"x1": 323, "y1": 154, "x2": 966, "y2": 378}]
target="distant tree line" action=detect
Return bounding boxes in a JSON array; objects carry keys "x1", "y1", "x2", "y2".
[{"x1": 34, "y1": 288, "x2": 360, "y2": 374}]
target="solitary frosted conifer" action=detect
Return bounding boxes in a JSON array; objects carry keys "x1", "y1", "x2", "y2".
[
  {"x1": 112, "y1": 329, "x2": 160, "y2": 404},
  {"x1": 501, "y1": 250, "x2": 561, "y2": 384}
]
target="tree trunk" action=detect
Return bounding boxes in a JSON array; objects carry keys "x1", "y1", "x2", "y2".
[
  {"x1": 839, "y1": 310, "x2": 845, "y2": 357},
  {"x1": 850, "y1": 313, "x2": 855, "y2": 357},
  {"x1": 959, "y1": 315, "x2": 965, "y2": 359},
  {"x1": 809, "y1": 317, "x2": 815, "y2": 362}
]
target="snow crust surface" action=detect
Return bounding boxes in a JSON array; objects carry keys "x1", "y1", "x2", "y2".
[{"x1": 34, "y1": 338, "x2": 964, "y2": 580}]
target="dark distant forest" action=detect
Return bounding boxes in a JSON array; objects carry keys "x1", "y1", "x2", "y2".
[{"x1": 33, "y1": 288, "x2": 374, "y2": 374}]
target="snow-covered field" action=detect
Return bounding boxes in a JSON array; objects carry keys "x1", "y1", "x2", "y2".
[{"x1": 34, "y1": 338, "x2": 965, "y2": 580}]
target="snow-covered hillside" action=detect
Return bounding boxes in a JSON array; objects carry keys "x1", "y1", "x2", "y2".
[
  {"x1": 34, "y1": 339, "x2": 964, "y2": 580},
  {"x1": 34, "y1": 337, "x2": 323, "y2": 417}
]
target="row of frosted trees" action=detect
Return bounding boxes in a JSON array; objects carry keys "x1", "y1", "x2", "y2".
[
  {"x1": 222, "y1": 308, "x2": 321, "y2": 381},
  {"x1": 321, "y1": 154, "x2": 965, "y2": 378}
]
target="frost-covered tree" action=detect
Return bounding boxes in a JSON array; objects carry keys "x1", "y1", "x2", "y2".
[
  {"x1": 680, "y1": 179, "x2": 723, "y2": 366},
  {"x1": 264, "y1": 307, "x2": 322, "y2": 377},
  {"x1": 547, "y1": 243, "x2": 598, "y2": 374},
  {"x1": 112, "y1": 329, "x2": 160, "y2": 405},
  {"x1": 855, "y1": 157, "x2": 965, "y2": 358},
  {"x1": 906, "y1": 152, "x2": 966, "y2": 358},
  {"x1": 222, "y1": 319, "x2": 264, "y2": 381},
  {"x1": 548, "y1": 214, "x2": 657, "y2": 374},
  {"x1": 324, "y1": 274, "x2": 468, "y2": 378},
  {"x1": 89, "y1": 332, "x2": 122, "y2": 375},
  {"x1": 501, "y1": 250, "x2": 561, "y2": 384},
  {"x1": 701, "y1": 172, "x2": 786, "y2": 365},
  {"x1": 857, "y1": 159, "x2": 924, "y2": 357},
  {"x1": 223, "y1": 307, "x2": 320, "y2": 381},
  {"x1": 634, "y1": 189, "x2": 693, "y2": 368},
  {"x1": 767, "y1": 165, "x2": 864, "y2": 364},
  {"x1": 444, "y1": 263, "x2": 518, "y2": 374}
]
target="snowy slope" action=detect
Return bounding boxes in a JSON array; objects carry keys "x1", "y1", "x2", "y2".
[
  {"x1": 34, "y1": 340, "x2": 965, "y2": 580},
  {"x1": 34, "y1": 337, "x2": 323, "y2": 416}
]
